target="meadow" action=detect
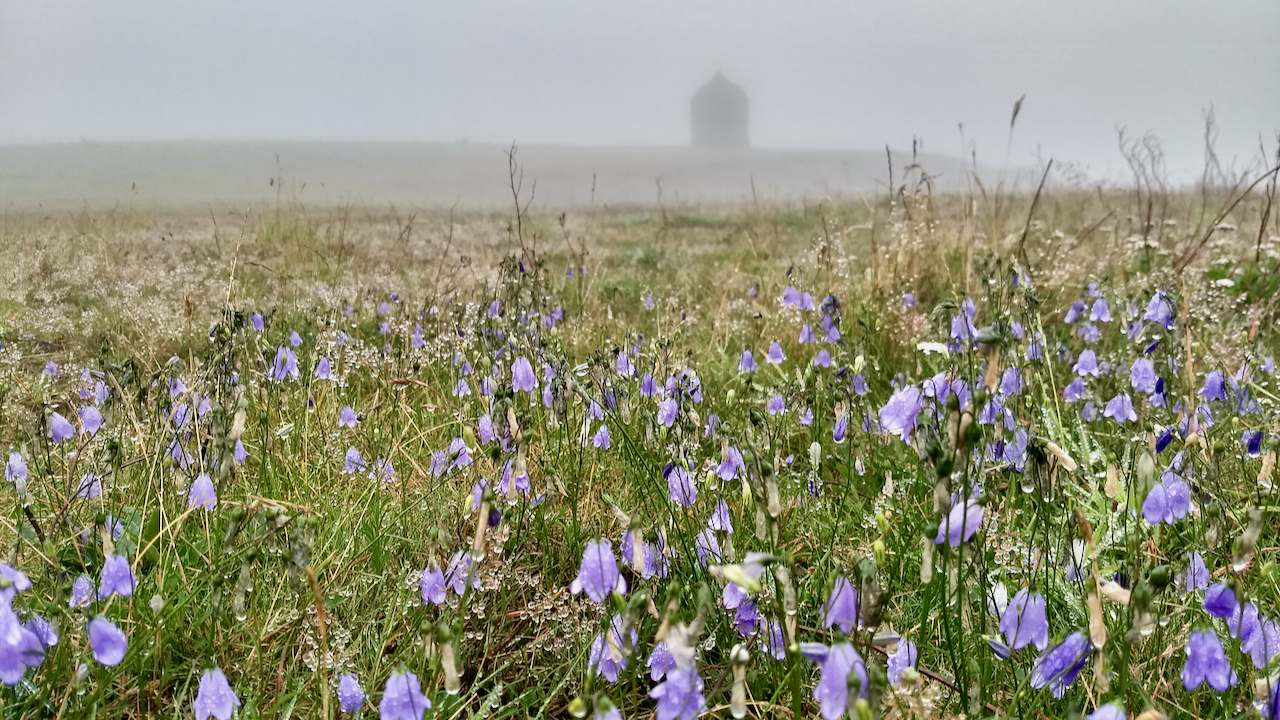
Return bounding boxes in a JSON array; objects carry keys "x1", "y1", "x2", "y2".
[{"x1": 2, "y1": 154, "x2": 1279, "y2": 720}]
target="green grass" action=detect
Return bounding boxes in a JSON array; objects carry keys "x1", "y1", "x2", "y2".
[{"x1": 1, "y1": 176, "x2": 1279, "y2": 720}]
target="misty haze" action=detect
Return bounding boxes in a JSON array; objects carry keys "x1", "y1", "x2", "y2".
[{"x1": 1, "y1": 0, "x2": 1276, "y2": 208}]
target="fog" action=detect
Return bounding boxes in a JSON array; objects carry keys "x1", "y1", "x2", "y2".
[{"x1": 1, "y1": 0, "x2": 1277, "y2": 190}]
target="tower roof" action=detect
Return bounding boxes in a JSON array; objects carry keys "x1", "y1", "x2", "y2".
[{"x1": 692, "y1": 71, "x2": 747, "y2": 105}]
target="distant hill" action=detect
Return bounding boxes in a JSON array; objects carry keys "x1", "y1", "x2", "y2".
[{"x1": 0, "y1": 141, "x2": 984, "y2": 211}]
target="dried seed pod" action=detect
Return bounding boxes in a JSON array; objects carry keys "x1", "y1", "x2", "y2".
[
  {"x1": 920, "y1": 536, "x2": 934, "y2": 584},
  {"x1": 1131, "y1": 607, "x2": 1155, "y2": 637},
  {"x1": 1099, "y1": 580, "x2": 1131, "y2": 605},
  {"x1": 1093, "y1": 649, "x2": 1110, "y2": 695},
  {"x1": 1232, "y1": 506, "x2": 1263, "y2": 572},
  {"x1": 1087, "y1": 587, "x2": 1107, "y2": 648},
  {"x1": 858, "y1": 570, "x2": 883, "y2": 629},
  {"x1": 955, "y1": 411, "x2": 974, "y2": 453},
  {"x1": 472, "y1": 488, "x2": 493, "y2": 562},
  {"x1": 654, "y1": 593, "x2": 680, "y2": 644},
  {"x1": 606, "y1": 622, "x2": 627, "y2": 664},
  {"x1": 1252, "y1": 676, "x2": 1277, "y2": 703},
  {"x1": 211, "y1": 574, "x2": 224, "y2": 614},
  {"x1": 933, "y1": 477, "x2": 952, "y2": 515},
  {"x1": 730, "y1": 644, "x2": 749, "y2": 719},
  {"x1": 631, "y1": 530, "x2": 645, "y2": 574},
  {"x1": 773, "y1": 564, "x2": 798, "y2": 647},
  {"x1": 1044, "y1": 441, "x2": 1077, "y2": 473},
  {"x1": 232, "y1": 560, "x2": 255, "y2": 621},
  {"x1": 506, "y1": 403, "x2": 521, "y2": 443},
  {"x1": 754, "y1": 504, "x2": 768, "y2": 543},
  {"x1": 441, "y1": 636, "x2": 461, "y2": 695},
  {"x1": 982, "y1": 350, "x2": 1001, "y2": 393},
  {"x1": 229, "y1": 406, "x2": 247, "y2": 442},
  {"x1": 1075, "y1": 510, "x2": 1094, "y2": 548},
  {"x1": 946, "y1": 409, "x2": 961, "y2": 452}
]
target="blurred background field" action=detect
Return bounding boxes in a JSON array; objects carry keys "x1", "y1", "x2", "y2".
[{"x1": 0, "y1": 142, "x2": 979, "y2": 211}]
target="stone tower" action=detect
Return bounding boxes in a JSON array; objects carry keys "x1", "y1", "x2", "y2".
[{"x1": 691, "y1": 71, "x2": 748, "y2": 148}]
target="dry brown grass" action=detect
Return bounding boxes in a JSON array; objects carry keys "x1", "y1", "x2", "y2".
[{"x1": 3, "y1": 169, "x2": 1276, "y2": 442}]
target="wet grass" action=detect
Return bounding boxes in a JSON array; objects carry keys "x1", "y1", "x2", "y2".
[{"x1": 1, "y1": 169, "x2": 1280, "y2": 720}]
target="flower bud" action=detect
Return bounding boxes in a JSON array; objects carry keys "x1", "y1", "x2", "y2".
[
  {"x1": 1136, "y1": 451, "x2": 1155, "y2": 500},
  {"x1": 1147, "y1": 565, "x2": 1172, "y2": 590},
  {"x1": 847, "y1": 670, "x2": 863, "y2": 695},
  {"x1": 1131, "y1": 580, "x2": 1152, "y2": 609},
  {"x1": 711, "y1": 564, "x2": 762, "y2": 595},
  {"x1": 875, "y1": 511, "x2": 889, "y2": 537}
]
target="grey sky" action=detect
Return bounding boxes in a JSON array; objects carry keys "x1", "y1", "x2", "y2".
[{"x1": 1, "y1": 0, "x2": 1276, "y2": 180}]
